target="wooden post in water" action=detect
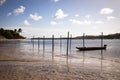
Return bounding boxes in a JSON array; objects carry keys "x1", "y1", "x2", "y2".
[
  {"x1": 83, "y1": 33, "x2": 85, "y2": 47},
  {"x1": 60, "y1": 35, "x2": 62, "y2": 54},
  {"x1": 66, "y1": 32, "x2": 69, "y2": 72},
  {"x1": 38, "y1": 37, "x2": 40, "y2": 49},
  {"x1": 52, "y1": 35, "x2": 54, "y2": 60},
  {"x1": 101, "y1": 32, "x2": 104, "y2": 59},
  {"x1": 66, "y1": 32, "x2": 69, "y2": 58},
  {"x1": 38, "y1": 37, "x2": 40, "y2": 55},
  {"x1": 101, "y1": 32, "x2": 103, "y2": 47},
  {"x1": 33, "y1": 36, "x2": 34, "y2": 48},
  {"x1": 43, "y1": 36, "x2": 45, "y2": 56}
]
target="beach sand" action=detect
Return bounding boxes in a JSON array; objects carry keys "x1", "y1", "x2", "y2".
[{"x1": 0, "y1": 55, "x2": 120, "y2": 80}]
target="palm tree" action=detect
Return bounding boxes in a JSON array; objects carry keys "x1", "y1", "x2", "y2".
[
  {"x1": 14, "y1": 29, "x2": 17, "y2": 33},
  {"x1": 0, "y1": 28, "x2": 4, "y2": 35},
  {"x1": 18, "y1": 28, "x2": 22, "y2": 33}
]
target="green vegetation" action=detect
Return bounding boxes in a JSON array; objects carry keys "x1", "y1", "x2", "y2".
[
  {"x1": 75, "y1": 33, "x2": 120, "y2": 39},
  {"x1": 0, "y1": 28, "x2": 25, "y2": 39}
]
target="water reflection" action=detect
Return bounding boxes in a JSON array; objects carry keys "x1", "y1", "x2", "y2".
[
  {"x1": 100, "y1": 50, "x2": 103, "y2": 72},
  {"x1": 66, "y1": 53, "x2": 69, "y2": 72},
  {"x1": 82, "y1": 51, "x2": 85, "y2": 67},
  {"x1": 76, "y1": 49, "x2": 105, "y2": 72},
  {"x1": 38, "y1": 48, "x2": 40, "y2": 55}
]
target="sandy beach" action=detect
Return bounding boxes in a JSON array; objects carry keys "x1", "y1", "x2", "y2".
[{"x1": 0, "y1": 54, "x2": 120, "y2": 80}]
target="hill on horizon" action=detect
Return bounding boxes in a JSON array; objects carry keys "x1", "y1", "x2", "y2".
[{"x1": 75, "y1": 33, "x2": 120, "y2": 39}]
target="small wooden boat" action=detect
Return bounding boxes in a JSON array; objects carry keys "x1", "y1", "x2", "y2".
[{"x1": 76, "y1": 45, "x2": 107, "y2": 51}]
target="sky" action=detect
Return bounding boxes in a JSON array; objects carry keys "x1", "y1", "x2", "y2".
[{"x1": 0, "y1": 0, "x2": 120, "y2": 38}]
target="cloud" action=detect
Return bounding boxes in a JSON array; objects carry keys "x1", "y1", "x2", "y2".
[
  {"x1": 30, "y1": 13, "x2": 42, "y2": 21},
  {"x1": 24, "y1": 20, "x2": 31, "y2": 26},
  {"x1": 0, "y1": 0, "x2": 6, "y2": 6},
  {"x1": 13, "y1": 6, "x2": 26, "y2": 15},
  {"x1": 84, "y1": 20, "x2": 92, "y2": 24},
  {"x1": 95, "y1": 21, "x2": 104, "y2": 24},
  {"x1": 107, "y1": 16, "x2": 115, "y2": 20},
  {"x1": 54, "y1": 9, "x2": 68, "y2": 19},
  {"x1": 70, "y1": 19, "x2": 92, "y2": 25},
  {"x1": 100, "y1": 8, "x2": 113, "y2": 14},
  {"x1": 75, "y1": 14, "x2": 80, "y2": 17},
  {"x1": 50, "y1": 21, "x2": 57, "y2": 25},
  {"x1": 70, "y1": 19, "x2": 82, "y2": 25},
  {"x1": 85, "y1": 15, "x2": 91, "y2": 19},
  {"x1": 70, "y1": 19, "x2": 103, "y2": 25},
  {"x1": 53, "y1": 0, "x2": 59, "y2": 3},
  {"x1": 7, "y1": 12, "x2": 12, "y2": 16}
]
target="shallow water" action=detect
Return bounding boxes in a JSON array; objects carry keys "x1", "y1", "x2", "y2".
[{"x1": 0, "y1": 39, "x2": 120, "y2": 61}]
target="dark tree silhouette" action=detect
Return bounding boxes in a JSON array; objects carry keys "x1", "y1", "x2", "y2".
[
  {"x1": 0, "y1": 28, "x2": 4, "y2": 35},
  {"x1": 18, "y1": 28, "x2": 22, "y2": 33},
  {"x1": 0, "y1": 28, "x2": 25, "y2": 39},
  {"x1": 14, "y1": 29, "x2": 17, "y2": 33}
]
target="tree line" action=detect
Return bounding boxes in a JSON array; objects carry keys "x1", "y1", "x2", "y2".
[{"x1": 0, "y1": 28, "x2": 25, "y2": 39}]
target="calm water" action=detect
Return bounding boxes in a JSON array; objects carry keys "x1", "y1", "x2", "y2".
[{"x1": 0, "y1": 39, "x2": 120, "y2": 62}]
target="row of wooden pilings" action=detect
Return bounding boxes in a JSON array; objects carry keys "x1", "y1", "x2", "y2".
[
  {"x1": 31, "y1": 32, "x2": 104, "y2": 59},
  {"x1": 31, "y1": 32, "x2": 72, "y2": 60}
]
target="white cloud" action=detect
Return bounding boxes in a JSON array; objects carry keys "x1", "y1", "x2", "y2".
[
  {"x1": 0, "y1": 0, "x2": 6, "y2": 6},
  {"x1": 85, "y1": 15, "x2": 91, "y2": 19},
  {"x1": 13, "y1": 6, "x2": 26, "y2": 15},
  {"x1": 53, "y1": 0, "x2": 59, "y2": 3},
  {"x1": 70, "y1": 19, "x2": 103, "y2": 25},
  {"x1": 84, "y1": 20, "x2": 92, "y2": 24},
  {"x1": 24, "y1": 20, "x2": 31, "y2": 26},
  {"x1": 100, "y1": 8, "x2": 113, "y2": 14},
  {"x1": 107, "y1": 16, "x2": 115, "y2": 20},
  {"x1": 70, "y1": 19, "x2": 82, "y2": 25},
  {"x1": 50, "y1": 21, "x2": 57, "y2": 25},
  {"x1": 30, "y1": 13, "x2": 42, "y2": 21},
  {"x1": 75, "y1": 14, "x2": 80, "y2": 17},
  {"x1": 54, "y1": 9, "x2": 68, "y2": 19},
  {"x1": 7, "y1": 12, "x2": 12, "y2": 16},
  {"x1": 95, "y1": 21, "x2": 104, "y2": 24}
]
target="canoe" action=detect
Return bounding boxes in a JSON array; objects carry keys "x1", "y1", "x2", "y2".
[{"x1": 76, "y1": 45, "x2": 107, "y2": 51}]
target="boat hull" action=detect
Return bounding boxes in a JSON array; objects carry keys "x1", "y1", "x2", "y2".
[{"x1": 76, "y1": 46, "x2": 106, "y2": 51}]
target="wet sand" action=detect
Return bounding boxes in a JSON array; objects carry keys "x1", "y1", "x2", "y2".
[{"x1": 0, "y1": 54, "x2": 120, "y2": 80}]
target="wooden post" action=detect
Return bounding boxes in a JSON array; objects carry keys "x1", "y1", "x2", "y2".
[
  {"x1": 60, "y1": 35, "x2": 62, "y2": 54},
  {"x1": 33, "y1": 36, "x2": 34, "y2": 48},
  {"x1": 66, "y1": 32, "x2": 69, "y2": 72},
  {"x1": 83, "y1": 33, "x2": 85, "y2": 47},
  {"x1": 101, "y1": 32, "x2": 103, "y2": 47},
  {"x1": 38, "y1": 37, "x2": 40, "y2": 49},
  {"x1": 101, "y1": 32, "x2": 104, "y2": 70},
  {"x1": 66, "y1": 32, "x2": 69, "y2": 58},
  {"x1": 52, "y1": 35, "x2": 54, "y2": 60}
]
